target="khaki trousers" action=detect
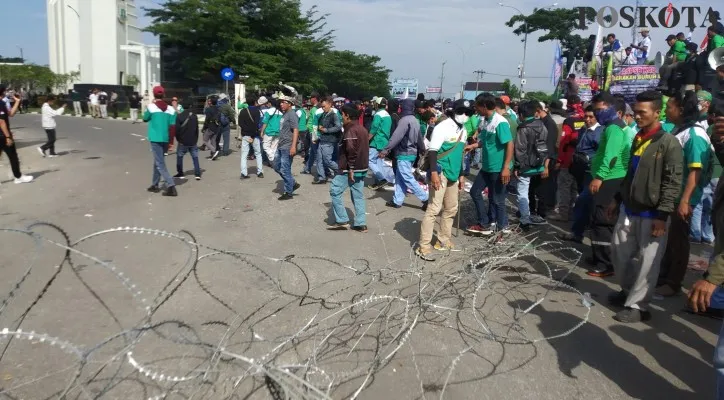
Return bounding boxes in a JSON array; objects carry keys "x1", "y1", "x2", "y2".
[{"x1": 419, "y1": 174, "x2": 459, "y2": 251}]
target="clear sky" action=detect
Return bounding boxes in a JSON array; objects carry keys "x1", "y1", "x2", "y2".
[{"x1": 2, "y1": 0, "x2": 713, "y2": 96}]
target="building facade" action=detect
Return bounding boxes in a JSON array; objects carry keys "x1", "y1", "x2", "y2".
[{"x1": 47, "y1": 0, "x2": 159, "y2": 92}]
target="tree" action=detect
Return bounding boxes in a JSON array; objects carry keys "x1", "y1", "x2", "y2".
[
  {"x1": 126, "y1": 74, "x2": 141, "y2": 90},
  {"x1": 145, "y1": 0, "x2": 389, "y2": 98},
  {"x1": 524, "y1": 91, "x2": 552, "y2": 103},
  {"x1": 501, "y1": 79, "x2": 521, "y2": 99},
  {"x1": 505, "y1": 8, "x2": 597, "y2": 72},
  {"x1": 0, "y1": 64, "x2": 59, "y2": 92}
]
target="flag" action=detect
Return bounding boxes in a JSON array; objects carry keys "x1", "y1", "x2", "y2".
[
  {"x1": 593, "y1": 24, "x2": 604, "y2": 76},
  {"x1": 551, "y1": 42, "x2": 563, "y2": 88},
  {"x1": 402, "y1": 87, "x2": 409, "y2": 99}
]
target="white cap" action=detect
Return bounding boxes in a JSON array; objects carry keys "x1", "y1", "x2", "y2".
[
  {"x1": 218, "y1": 93, "x2": 228, "y2": 100},
  {"x1": 257, "y1": 96, "x2": 268, "y2": 105},
  {"x1": 539, "y1": 101, "x2": 547, "y2": 111}
]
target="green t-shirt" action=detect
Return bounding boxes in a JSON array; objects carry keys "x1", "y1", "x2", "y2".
[
  {"x1": 503, "y1": 113, "x2": 518, "y2": 140},
  {"x1": 369, "y1": 110, "x2": 392, "y2": 150},
  {"x1": 478, "y1": 113, "x2": 512, "y2": 173},
  {"x1": 464, "y1": 115, "x2": 480, "y2": 139},
  {"x1": 662, "y1": 120, "x2": 676, "y2": 133},
  {"x1": 678, "y1": 126, "x2": 712, "y2": 206},
  {"x1": 416, "y1": 114, "x2": 428, "y2": 138},
  {"x1": 708, "y1": 34, "x2": 724, "y2": 53},
  {"x1": 621, "y1": 125, "x2": 637, "y2": 169},
  {"x1": 591, "y1": 123, "x2": 628, "y2": 181},
  {"x1": 296, "y1": 108, "x2": 308, "y2": 132},
  {"x1": 262, "y1": 107, "x2": 282, "y2": 136},
  {"x1": 307, "y1": 105, "x2": 318, "y2": 132},
  {"x1": 670, "y1": 40, "x2": 688, "y2": 62}
]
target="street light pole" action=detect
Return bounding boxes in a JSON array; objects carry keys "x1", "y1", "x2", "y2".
[
  {"x1": 439, "y1": 60, "x2": 446, "y2": 101},
  {"x1": 473, "y1": 70, "x2": 485, "y2": 96},
  {"x1": 16, "y1": 46, "x2": 23, "y2": 63}
]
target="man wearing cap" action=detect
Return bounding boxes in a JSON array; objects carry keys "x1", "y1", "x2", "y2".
[
  {"x1": 275, "y1": 95, "x2": 301, "y2": 200},
  {"x1": 216, "y1": 94, "x2": 235, "y2": 156},
  {"x1": 0, "y1": 85, "x2": 33, "y2": 184},
  {"x1": 302, "y1": 93, "x2": 320, "y2": 175},
  {"x1": 416, "y1": 99, "x2": 469, "y2": 260},
  {"x1": 143, "y1": 86, "x2": 177, "y2": 197},
  {"x1": 368, "y1": 97, "x2": 394, "y2": 189},
  {"x1": 658, "y1": 34, "x2": 689, "y2": 91},
  {"x1": 631, "y1": 28, "x2": 652, "y2": 65},
  {"x1": 500, "y1": 95, "x2": 518, "y2": 124}
]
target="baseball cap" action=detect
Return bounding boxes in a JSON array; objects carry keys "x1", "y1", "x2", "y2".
[
  {"x1": 152, "y1": 86, "x2": 165, "y2": 96},
  {"x1": 451, "y1": 99, "x2": 474, "y2": 115},
  {"x1": 697, "y1": 90, "x2": 712, "y2": 102},
  {"x1": 500, "y1": 95, "x2": 511, "y2": 105},
  {"x1": 257, "y1": 96, "x2": 268, "y2": 105},
  {"x1": 414, "y1": 99, "x2": 426, "y2": 109},
  {"x1": 640, "y1": 27, "x2": 650, "y2": 32},
  {"x1": 375, "y1": 97, "x2": 388, "y2": 107},
  {"x1": 218, "y1": 93, "x2": 228, "y2": 100}
]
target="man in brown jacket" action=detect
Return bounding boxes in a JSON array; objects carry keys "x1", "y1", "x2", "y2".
[{"x1": 327, "y1": 104, "x2": 370, "y2": 232}]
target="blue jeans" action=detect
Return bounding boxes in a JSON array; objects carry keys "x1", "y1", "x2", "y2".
[
  {"x1": 716, "y1": 319, "x2": 724, "y2": 399},
  {"x1": 393, "y1": 159, "x2": 429, "y2": 206},
  {"x1": 330, "y1": 174, "x2": 366, "y2": 226},
  {"x1": 176, "y1": 144, "x2": 200, "y2": 176},
  {"x1": 517, "y1": 176, "x2": 533, "y2": 224},
  {"x1": 571, "y1": 174, "x2": 593, "y2": 239},
  {"x1": 691, "y1": 178, "x2": 718, "y2": 242},
  {"x1": 273, "y1": 148, "x2": 295, "y2": 194},
  {"x1": 369, "y1": 148, "x2": 394, "y2": 184},
  {"x1": 470, "y1": 171, "x2": 507, "y2": 228},
  {"x1": 316, "y1": 141, "x2": 338, "y2": 180},
  {"x1": 151, "y1": 142, "x2": 174, "y2": 187},
  {"x1": 221, "y1": 127, "x2": 231, "y2": 154},
  {"x1": 240, "y1": 136, "x2": 263, "y2": 176},
  {"x1": 304, "y1": 141, "x2": 318, "y2": 173}
]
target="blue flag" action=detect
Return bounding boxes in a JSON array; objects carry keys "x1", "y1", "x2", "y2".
[{"x1": 551, "y1": 42, "x2": 563, "y2": 88}]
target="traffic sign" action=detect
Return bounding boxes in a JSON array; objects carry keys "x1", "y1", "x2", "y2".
[
  {"x1": 221, "y1": 67, "x2": 235, "y2": 81},
  {"x1": 520, "y1": 79, "x2": 527, "y2": 85}
]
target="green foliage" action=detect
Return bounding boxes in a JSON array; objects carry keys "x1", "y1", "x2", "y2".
[
  {"x1": 523, "y1": 91, "x2": 551, "y2": 103},
  {"x1": 0, "y1": 64, "x2": 75, "y2": 92},
  {"x1": 145, "y1": 0, "x2": 390, "y2": 98},
  {"x1": 501, "y1": 79, "x2": 521, "y2": 99},
  {"x1": 126, "y1": 74, "x2": 141, "y2": 88}
]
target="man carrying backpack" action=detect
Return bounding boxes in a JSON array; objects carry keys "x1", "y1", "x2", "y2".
[
  {"x1": 202, "y1": 96, "x2": 222, "y2": 160},
  {"x1": 216, "y1": 94, "x2": 236, "y2": 156},
  {"x1": 514, "y1": 100, "x2": 550, "y2": 230}
]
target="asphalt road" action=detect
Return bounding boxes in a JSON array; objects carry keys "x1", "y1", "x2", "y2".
[{"x1": 0, "y1": 113, "x2": 719, "y2": 399}]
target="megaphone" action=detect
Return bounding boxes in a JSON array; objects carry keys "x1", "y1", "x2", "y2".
[
  {"x1": 709, "y1": 47, "x2": 724, "y2": 70},
  {"x1": 654, "y1": 51, "x2": 664, "y2": 69}
]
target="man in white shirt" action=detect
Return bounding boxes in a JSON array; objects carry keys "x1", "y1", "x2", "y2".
[
  {"x1": 39, "y1": 94, "x2": 65, "y2": 157},
  {"x1": 89, "y1": 90, "x2": 99, "y2": 118},
  {"x1": 631, "y1": 28, "x2": 652, "y2": 65},
  {"x1": 416, "y1": 99, "x2": 470, "y2": 260},
  {"x1": 623, "y1": 47, "x2": 638, "y2": 65}
]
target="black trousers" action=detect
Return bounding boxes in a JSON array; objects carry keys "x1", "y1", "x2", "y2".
[
  {"x1": 528, "y1": 175, "x2": 548, "y2": 217},
  {"x1": 41, "y1": 129, "x2": 57, "y2": 155},
  {"x1": 0, "y1": 136, "x2": 22, "y2": 178},
  {"x1": 590, "y1": 178, "x2": 624, "y2": 270},
  {"x1": 658, "y1": 212, "x2": 690, "y2": 291}
]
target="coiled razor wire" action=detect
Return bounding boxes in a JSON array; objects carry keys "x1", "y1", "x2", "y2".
[{"x1": 0, "y1": 222, "x2": 590, "y2": 399}]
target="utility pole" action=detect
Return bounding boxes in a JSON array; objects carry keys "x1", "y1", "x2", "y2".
[
  {"x1": 473, "y1": 69, "x2": 485, "y2": 96},
  {"x1": 439, "y1": 61, "x2": 446, "y2": 101}
]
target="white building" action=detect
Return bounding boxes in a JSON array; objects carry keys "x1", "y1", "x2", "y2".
[{"x1": 47, "y1": 0, "x2": 160, "y2": 92}]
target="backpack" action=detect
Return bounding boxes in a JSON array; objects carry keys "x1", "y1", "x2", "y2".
[
  {"x1": 524, "y1": 121, "x2": 548, "y2": 170},
  {"x1": 219, "y1": 109, "x2": 230, "y2": 126}
]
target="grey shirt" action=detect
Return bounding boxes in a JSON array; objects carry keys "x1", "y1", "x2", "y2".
[{"x1": 278, "y1": 109, "x2": 299, "y2": 150}]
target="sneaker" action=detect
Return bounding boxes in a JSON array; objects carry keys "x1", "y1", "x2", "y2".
[
  {"x1": 327, "y1": 222, "x2": 350, "y2": 230},
  {"x1": 147, "y1": 185, "x2": 160, "y2": 193},
  {"x1": 48, "y1": 154, "x2": 58, "y2": 158},
  {"x1": 434, "y1": 242, "x2": 456, "y2": 251},
  {"x1": 500, "y1": 228, "x2": 513, "y2": 234},
  {"x1": 558, "y1": 232, "x2": 583, "y2": 244},
  {"x1": 385, "y1": 201, "x2": 401, "y2": 208},
  {"x1": 162, "y1": 186, "x2": 178, "y2": 197},
  {"x1": 369, "y1": 180, "x2": 388, "y2": 190},
  {"x1": 586, "y1": 266, "x2": 614, "y2": 278},
  {"x1": 530, "y1": 215, "x2": 547, "y2": 225},
  {"x1": 195, "y1": 175, "x2": 201, "y2": 181},
  {"x1": 278, "y1": 192, "x2": 293, "y2": 201},
  {"x1": 37, "y1": 147, "x2": 46, "y2": 157},
  {"x1": 415, "y1": 247, "x2": 437, "y2": 261},
  {"x1": 240, "y1": 174, "x2": 250, "y2": 179},
  {"x1": 613, "y1": 307, "x2": 651, "y2": 323},
  {"x1": 312, "y1": 179, "x2": 328, "y2": 185},
  {"x1": 655, "y1": 284, "x2": 679, "y2": 297},
  {"x1": 547, "y1": 212, "x2": 568, "y2": 222},
  {"x1": 519, "y1": 223, "x2": 531, "y2": 232},
  {"x1": 211, "y1": 150, "x2": 220, "y2": 160},
  {"x1": 13, "y1": 175, "x2": 33, "y2": 184},
  {"x1": 301, "y1": 169, "x2": 310, "y2": 175},
  {"x1": 466, "y1": 224, "x2": 486, "y2": 234},
  {"x1": 292, "y1": 182, "x2": 301, "y2": 192},
  {"x1": 164, "y1": 152, "x2": 169, "y2": 156},
  {"x1": 608, "y1": 290, "x2": 627, "y2": 307},
  {"x1": 351, "y1": 225, "x2": 368, "y2": 233},
  {"x1": 421, "y1": 200, "x2": 429, "y2": 212},
  {"x1": 174, "y1": 172, "x2": 186, "y2": 179},
  {"x1": 257, "y1": 173, "x2": 264, "y2": 178}
]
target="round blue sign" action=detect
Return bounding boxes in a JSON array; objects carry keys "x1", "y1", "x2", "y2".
[{"x1": 221, "y1": 67, "x2": 235, "y2": 81}]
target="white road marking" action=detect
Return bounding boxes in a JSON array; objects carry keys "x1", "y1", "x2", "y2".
[
  {"x1": 130, "y1": 133, "x2": 143, "y2": 137},
  {"x1": 92, "y1": 127, "x2": 102, "y2": 130}
]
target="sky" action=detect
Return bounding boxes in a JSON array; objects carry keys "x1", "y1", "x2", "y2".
[{"x1": 2, "y1": 0, "x2": 715, "y2": 96}]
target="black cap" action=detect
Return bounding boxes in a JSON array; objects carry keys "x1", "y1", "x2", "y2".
[
  {"x1": 451, "y1": 99, "x2": 474, "y2": 115},
  {"x1": 414, "y1": 99, "x2": 426, "y2": 109}
]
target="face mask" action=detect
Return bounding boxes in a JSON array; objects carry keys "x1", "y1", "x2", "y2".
[
  {"x1": 594, "y1": 106, "x2": 618, "y2": 125},
  {"x1": 454, "y1": 114, "x2": 469, "y2": 125},
  {"x1": 698, "y1": 103, "x2": 703, "y2": 111}
]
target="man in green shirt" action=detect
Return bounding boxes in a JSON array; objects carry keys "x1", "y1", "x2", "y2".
[
  {"x1": 302, "y1": 93, "x2": 320, "y2": 174},
  {"x1": 368, "y1": 97, "x2": 395, "y2": 189},
  {"x1": 464, "y1": 94, "x2": 514, "y2": 235},
  {"x1": 587, "y1": 92, "x2": 630, "y2": 278},
  {"x1": 658, "y1": 34, "x2": 688, "y2": 91},
  {"x1": 462, "y1": 111, "x2": 481, "y2": 175},
  {"x1": 707, "y1": 25, "x2": 724, "y2": 53}
]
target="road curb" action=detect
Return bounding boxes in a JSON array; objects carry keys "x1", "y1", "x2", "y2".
[{"x1": 28, "y1": 112, "x2": 207, "y2": 123}]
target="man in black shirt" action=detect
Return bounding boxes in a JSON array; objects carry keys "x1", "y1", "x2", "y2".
[
  {"x1": 0, "y1": 85, "x2": 33, "y2": 184},
  {"x1": 174, "y1": 98, "x2": 201, "y2": 180}
]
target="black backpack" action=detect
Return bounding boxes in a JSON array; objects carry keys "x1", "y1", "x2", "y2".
[{"x1": 524, "y1": 120, "x2": 548, "y2": 170}]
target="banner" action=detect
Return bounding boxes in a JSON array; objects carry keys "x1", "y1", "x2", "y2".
[
  {"x1": 426, "y1": 86, "x2": 442, "y2": 93},
  {"x1": 551, "y1": 42, "x2": 563, "y2": 88},
  {"x1": 575, "y1": 77, "x2": 594, "y2": 103},
  {"x1": 608, "y1": 65, "x2": 660, "y2": 103},
  {"x1": 391, "y1": 78, "x2": 419, "y2": 99}
]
